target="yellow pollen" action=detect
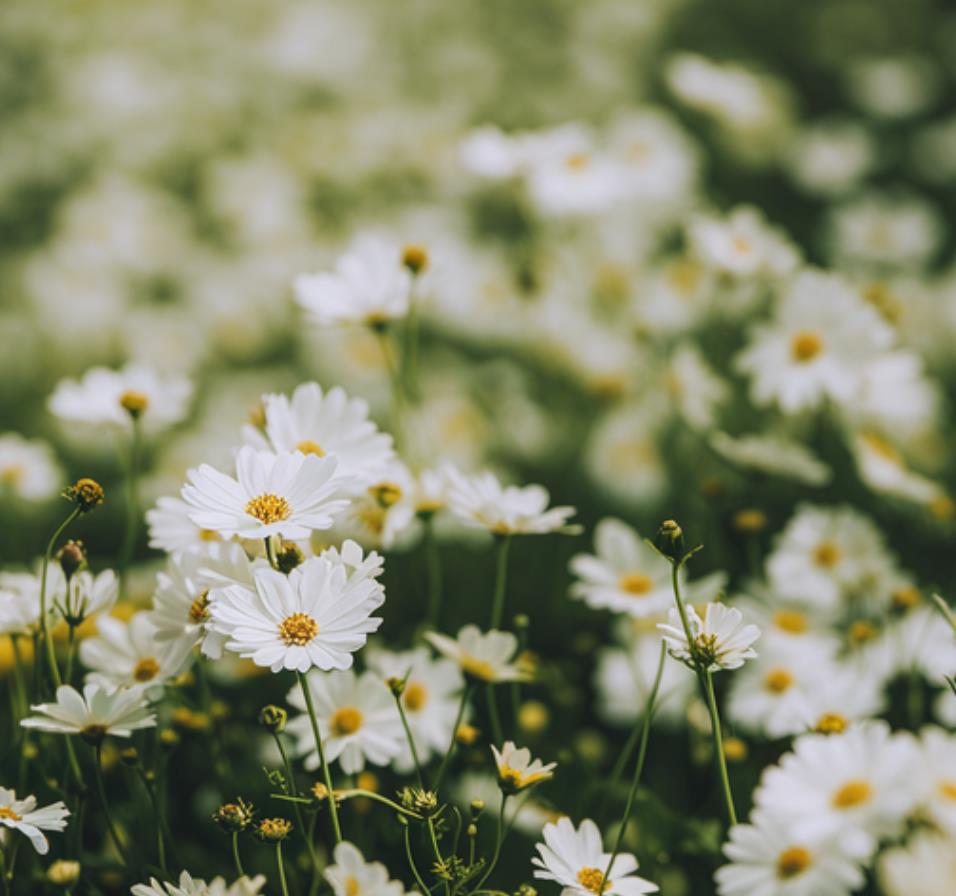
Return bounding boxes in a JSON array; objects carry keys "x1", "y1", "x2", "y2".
[
  {"x1": 278, "y1": 613, "x2": 319, "y2": 647},
  {"x1": 198, "y1": 528, "x2": 221, "y2": 542},
  {"x1": 0, "y1": 465, "x2": 24, "y2": 486},
  {"x1": 815, "y1": 713, "x2": 847, "y2": 734},
  {"x1": 0, "y1": 806, "x2": 22, "y2": 822},
  {"x1": 937, "y1": 780, "x2": 956, "y2": 801},
  {"x1": 565, "y1": 153, "x2": 590, "y2": 170},
  {"x1": 791, "y1": 330, "x2": 823, "y2": 363},
  {"x1": 330, "y1": 707, "x2": 363, "y2": 737},
  {"x1": 358, "y1": 505, "x2": 386, "y2": 535},
  {"x1": 832, "y1": 779, "x2": 872, "y2": 809},
  {"x1": 891, "y1": 586, "x2": 921, "y2": 611},
  {"x1": 813, "y1": 540, "x2": 841, "y2": 569},
  {"x1": 666, "y1": 259, "x2": 702, "y2": 295},
  {"x1": 119, "y1": 390, "x2": 149, "y2": 416},
  {"x1": 133, "y1": 657, "x2": 160, "y2": 682},
  {"x1": 245, "y1": 493, "x2": 291, "y2": 525},
  {"x1": 403, "y1": 682, "x2": 428, "y2": 712},
  {"x1": 732, "y1": 235, "x2": 752, "y2": 253},
  {"x1": 188, "y1": 591, "x2": 210, "y2": 624},
  {"x1": 773, "y1": 609, "x2": 808, "y2": 634},
  {"x1": 776, "y1": 846, "x2": 812, "y2": 879},
  {"x1": 618, "y1": 571, "x2": 654, "y2": 596},
  {"x1": 345, "y1": 877, "x2": 360, "y2": 896},
  {"x1": 460, "y1": 656, "x2": 497, "y2": 682},
  {"x1": 296, "y1": 440, "x2": 325, "y2": 457},
  {"x1": 849, "y1": 620, "x2": 877, "y2": 645},
  {"x1": 576, "y1": 867, "x2": 605, "y2": 894},
  {"x1": 764, "y1": 668, "x2": 794, "y2": 694}
]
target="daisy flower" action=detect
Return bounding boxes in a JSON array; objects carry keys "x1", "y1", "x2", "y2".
[
  {"x1": 0, "y1": 433, "x2": 62, "y2": 501},
  {"x1": 182, "y1": 446, "x2": 351, "y2": 541},
  {"x1": 912, "y1": 727, "x2": 956, "y2": 835},
  {"x1": 532, "y1": 816, "x2": 658, "y2": 895},
  {"x1": 425, "y1": 625, "x2": 529, "y2": 684},
  {"x1": 324, "y1": 841, "x2": 410, "y2": 896},
  {"x1": 208, "y1": 556, "x2": 384, "y2": 673},
  {"x1": 60, "y1": 568, "x2": 118, "y2": 623},
  {"x1": 333, "y1": 462, "x2": 420, "y2": 550},
  {"x1": 244, "y1": 381, "x2": 395, "y2": 488},
  {"x1": 146, "y1": 496, "x2": 226, "y2": 555},
  {"x1": 294, "y1": 234, "x2": 413, "y2": 326},
  {"x1": 658, "y1": 602, "x2": 760, "y2": 672},
  {"x1": 446, "y1": 469, "x2": 577, "y2": 536},
  {"x1": 688, "y1": 205, "x2": 799, "y2": 279},
  {"x1": 879, "y1": 830, "x2": 956, "y2": 896},
  {"x1": 131, "y1": 871, "x2": 266, "y2": 896},
  {"x1": 79, "y1": 612, "x2": 195, "y2": 691},
  {"x1": 715, "y1": 809, "x2": 864, "y2": 896},
  {"x1": 735, "y1": 270, "x2": 893, "y2": 414},
  {"x1": 21, "y1": 683, "x2": 156, "y2": 741},
  {"x1": 48, "y1": 363, "x2": 192, "y2": 430},
  {"x1": 0, "y1": 788, "x2": 69, "y2": 855},
  {"x1": 491, "y1": 741, "x2": 557, "y2": 793},
  {"x1": 287, "y1": 669, "x2": 402, "y2": 774},
  {"x1": 0, "y1": 571, "x2": 43, "y2": 635},
  {"x1": 708, "y1": 432, "x2": 832, "y2": 487}
]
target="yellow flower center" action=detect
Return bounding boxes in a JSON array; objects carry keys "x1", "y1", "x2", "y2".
[
  {"x1": 776, "y1": 846, "x2": 812, "y2": 879},
  {"x1": 618, "y1": 571, "x2": 654, "y2": 596},
  {"x1": 330, "y1": 707, "x2": 363, "y2": 737},
  {"x1": 860, "y1": 431, "x2": 902, "y2": 463},
  {"x1": 891, "y1": 586, "x2": 921, "y2": 611},
  {"x1": 576, "y1": 867, "x2": 605, "y2": 893},
  {"x1": 831, "y1": 779, "x2": 872, "y2": 809},
  {"x1": 403, "y1": 682, "x2": 428, "y2": 712},
  {"x1": 849, "y1": 620, "x2": 877, "y2": 645},
  {"x1": 0, "y1": 806, "x2": 22, "y2": 822},
  {"x1": 813, "y1": 540, "x2": 841, "y2": 569},
  {"x1": 245, "y1": 493, "x2": 291, "y2": 524},
  {"x1": 198, "y1": 528, "x2": 221, "y2": 542},
  {"x1": 790, "y1": 330, "x2": 823, "y2": 363},
  {"x1": 188, "y1": 590, "x2": 210, "y2": 624},
  {"x1": 732, "y1": 235, "x2": 752, "y2": 254},
  {"x1": 814, "y1": 713, "x2": 847, "y2": 735},
  {"x1": 358, "y1": 505, "x2": 386, "y2": 535},
  {"x1": 278, "y1": 613, "x2": 319, "y2": 647},
  {"x1": 763, "y1": 668, "x2": 794, "y2": 694},
  {"x1": 773, "y1": 609, "x2": 808, "y2": 634},
  {"x1": 666, "y1": 259, "x2": 702, "y2": 296},
  {"x1": 296, "y1": 440, "x2": 325, "y2": 457},
  {"x1": 133, "y1": 657, "x2": 160, "y2": 682},
  {"x1": 937, "y1": 780, "x2": 956, "y2": 801},
  {"x1": 460, "y1": 656, "x2": 497, "y2": 682},
  {"x1": 119, "y1": 390, "x2": 149, "y2": 416},
  {"x1": 370, "y1": 482, "x2": 402, "y2": 507},
  {"x1": 565, "y1": 153, "x2": 590, "y2": 170},
  {"x1": 345, "y1": 877, "x2": 361, "y2": 896},
  {"x1": 0, "y1": 465, "x2": 24, "y2": 486}
]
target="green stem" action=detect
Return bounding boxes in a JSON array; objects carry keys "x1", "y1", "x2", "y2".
[
  {"x1": 393, "y1": 691, "x2": 426, "y2": 789},
  {"x1": 92, "y1": 744, "x2": 130, "y2": 865},
  {"x1": 273, "y1": 732, "x2": 320, "y2": 878},
  {"x1": 486, "y1": 683, "x2": 503, "y2": 747},
  {"x1": 8, "y1": 636, "x2": 27, "y2": 722},
  {"x1": 231, "y1": 831, "x2": 244, "y2": 877},
  {"x1": 488, "y1": 537, "x2": 511, "y2": 630},
  {"x1": 297, "y1": 671, "x2": 342, "y2": 843},
  {"x1": 433, "y1": 684, "x2": 472, "y2": 793},
  {"x1": 64, "y1": 624, "x2": 78, "y2": 686},
  {"x1": 275, "y1": 841, "x2": 290, "y2": 896},
  {"x1": 600, "y1": 643, "x2": 666, "y2": 892},
  {"x1": 118, "y1": 420, "x2": 141, "y2": 598},
  {"x1": 703, "y1": 670, "x2": 737, "y2": 827},
  {"x1": 0, "y1": 847, "x2": 10, "y2": 896},
  {"x1": 474, "y1": 794, "x2": 508, "y2": 890},
  {"x1": 427, "y1": 818, "x2": 448, "y2": 896},
  {"x1": 38, "y1": 507, "x2": 80, "y2": 694},
  {"x1": 137, "y1": 769, "x2": 168, "y2": 877},
  {"x1": 403, "y1": 824, "x2": 429, "y2": 893},
  {"x1": 424, "y1": 518, "x2": 443, "y2": 629},
  {"x1": 376, "y1": 325, "x2": 406, "y2": 453}
]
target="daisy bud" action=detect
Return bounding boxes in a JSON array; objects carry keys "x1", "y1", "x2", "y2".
[
  {"x1": 258, "y1": 705, "x2": 288, "y2": 734},
  {"x1": 213, "y1": 799, "x2": 254, "y2": 833},
  {"x1": 254, "y1": 817, "x2": 292, "y2": 842},
  {"x1": 732, "y1": 509, "x2": 767, "y2": 533},
  {"x1": 401, "y1": 244, "x2": 429, "y2": 275},
  {"x1": 56, "y1": 540, "x2": 87, "y2": 580},
  {"x1": 311, "y1": 782, "x2": 330, "y2": 802},
  {"x1": 399, "y1": 786, "x2": 439, "y2": 817},
  {"x1": 159, "y1": 729, "x2": 180, "y2": 750},
  {"x1": 63, "y1": 478, "x2": 104, "y2": 513},
  {"x1": 275, "y1": 540, "x2": 305, "y2": 574},
  {"x1": 514, "y1": 886, "x2": 538, "y2": 896},
  {"x1": 469, "y1": 799, "x2": 484, "y2": 819},
  {"x1": 119, "y1": 389, "x2": 149, "y2": 419},
  {"x1": 517, "y1": 700, "x2": 549, "y2": 734},
  {"x1": 386, "y1": 676, "x2": 405, "y2": 698},
  {"x1": 513, "y1": 613, "x2": 530, "y2": 631},
  {"x1": 655, "y1": 518, "x2": 684, "y2": 560},
  {"x1": 119, "y1": 747, "x2": 140, "y2": 767},
  {"x1": 357, "y1": 771, "x2": 379, "y2": 793},
  {"x1": 723, "y1": 737, "x2": 748, "y2": 762},
  {"x1": 456, "y1": 723, "x2": 480, "y2": 746},
  {"x1": 467, "y1": 823, "x2": 478, "y2": 837},
  {"x1": 47, "y1": 860, "x2": 81, "y2": 887}
]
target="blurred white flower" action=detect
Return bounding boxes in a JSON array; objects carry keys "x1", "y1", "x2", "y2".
[
  {"x1": 146, "y1": 496, "x2": 226, "y2": 555},
  {"x1": 131, "y1": 871, "x2": 266, "y2": 896},
  {"x1": 879, "y1": 830, "x2": 956, "y2": 896},
  {"x1": 0, "y1": 434, "x2": 62, "y2": 502},
  {"x1": 324, "y1": 841, "x2": 410, "y2": 896},
  {"x1": 0, "y1": 788, "x2": 69, "y2": 855},
  {"x1": 425, "y1": 625, "x2": 528, "y2": 683},
  {"x1": 709, "y1": 432, "x2": 832, "y2": 487},
  {"x1": 688, "y1": 206, "x2": 798, "y2": 279},
  {"x1": 21, "y1": 683, "x2": 156, "y2": 739}
]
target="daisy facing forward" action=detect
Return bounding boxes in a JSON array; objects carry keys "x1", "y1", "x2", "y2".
[
  {"x1": 182, "y1": 445, "x2": 351, "y2": 540},
  {"x1": 208, "y1": 557, "x2": 384, "y2": 673},
  {"x1": 21, "y1": 683, "x2": 156, "y2": 742},
  {"x1": 131, "y1": 871, "x2": 266, "y2": 896},
  {"x1": 532, "y1": 816, "x2": 658, "y2": 895},
  {"x1": 425, "y1": 625, "x2": 529, "y2": 684},
  {"x1": 658, "y1": 602, "x2": 760, "y2": 672},
  {"x1": 0, "y1": 788, "x2": 69, "y2": 855},
  {"x1": 324, "y1": 840, "x2": 411, "y2": 896}
]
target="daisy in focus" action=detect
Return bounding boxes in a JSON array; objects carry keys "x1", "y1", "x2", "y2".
[
  {"x1": 658, "y1": 602, "x2": 760, "y2": 672},
  {"x1": 131, "y1": 872, "x2": 266, "y2": 896},
  {"x1": 0, "y1": 788, "x2": 69, "y2": 855},
  {"x1": 21, "y1": 683, "x2": 156, "y2": 742}
]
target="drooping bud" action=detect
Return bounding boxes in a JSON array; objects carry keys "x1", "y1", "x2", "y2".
[
  {"x1": 47, "y1": 860, "x2": 81, "y2": 887},
  {"x1": 56, "y1": 540, "x2": 87, "y2": 580},
  {"x1": 258, "y1": 705, "x2": 288, "y2": 734},
  {"x1": 275, "y1": 541, "x2": 305, "y2": 574},
  {"x1": 655, "y1": 519, "x2": 684, "y2": 561}
]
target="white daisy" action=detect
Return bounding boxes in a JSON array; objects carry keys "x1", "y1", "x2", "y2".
[
  {"x1": 146, "y1": 496, "x2": 226, "y2": 555},
  {"x1": 532, "y1": 816, "x2": 658, "y2": 895},
  {"x1": 446, "y1": 469, "x2": 577, "y2": 536},
  {"x1": 182, "y1": 446, "x2": 351, "y2": 541},
  {"x1": 21, "y1": 683, "x2": 156, "y2": 740},
  {"x1": 333, "y1": 462, "x2": 420, "y2": 551},
  {"x1": 294, "y1": 234, "x2": 412, "y2": 326},
  {"x1": 0, "y1": 571, "x2": 43, "y2": 636},
  {"x1": 79, "y1": 612, "x2": 194, "y2": 691},
  {"x1": 658, "y1": 602, "x2": 760, "y2": 672},
  {"x1": 879, "y1": 830, "x2": 956, "y2": 896},
  {"x1": 59, "y1": 568, "x2": 118, "y2": 624},
  {"x1": 131, "y1": 871, "x2": 266, "y2": 896},
  {"x1": 424, "y1": 625, "x2": 528, "y2": 684},
  {"x1": 208, "y1": 557, "x2": 383, "y2": 673},
  {"x1": 287, "y1": 669, "x2": 402, "y2": 774},
  {"x1": 324, "y1": 841, "x2": 410, "y2": 896},
  {"x1": 715, "y1": 809, "x2": 864, "y2": 896},
  {"x1": 491, "y1": 741, "x2": 557, "y2": 793},
  {"x1": 709, "y1": 432, "x2": 832, "y2": 487},
  {"x1": 688, "y1": 205, "x2": 799, "y2": 279},
  {"x1": 0, "y1": 788, "x2": 69, "y2": 855},
  {"x1": 912, "y1": 727, "x2": 956, "y2": 835},
  {"x1": 244, "y1": 381, "x2": 394, "y2": 488},
  {"x1": 48, "y1": 363, "x2": 192, "y2": 431},
  {"x1": 0, "y1": 433, "x2": 62, "y2": 501}
]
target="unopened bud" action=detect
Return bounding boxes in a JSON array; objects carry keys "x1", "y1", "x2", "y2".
[
  {"x1": 63, "y1": 478, "x2": 104, "y2": 513},
  {"x1": 655, "y1": 519, "x2": 684, "y2": 560},
  {"x1": 401, "y1": 244, "x2": 429, "y2": 275},
  {"x1": 275, "y1": 541, "x2": 304, "y2": 574},
  {"x1": 212, "y1": 799, "x2": 254, "y2": 833},
  {"x1": 56, "y1": 540, "x2": 87, "y2": 580},
  {"x1": 258, "y1": 705, "x2": 287, "y2": 734},
  {"x1": 47, "y1": 860, "x2": 81, "y2": 887},
  {"x1": 254, "y1": 817, "x2": 292, "y2": 842}
]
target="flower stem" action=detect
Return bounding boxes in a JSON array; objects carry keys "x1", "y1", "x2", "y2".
[
  {"x1": 38, "y1": 507, "x2": 80, "y2": 693},
  {"x1": 275, "y1": 841, "x2": 291, "y2": 896},
  {"x1": 375, "y1": 325, "x2": 406, "y2": 452},
  {"x1": 137, "y1": 768, "x2": 168, "y2": 878},
  {"x1": 488, "y1": 536, "x2": 511, "y2": 630},
  {"x1": 393, "y1": 691, "x2": 426, "y2": 789},
  {"x1": 703, "y1": 669, "x2": 737, "y2": 827},
  {"x1": 601, "y1": 642, "x2": 666, "y2": 892},
  {"x1": 231, "y1": 831, "x2": 244, "y2": 877},
  {"x1": 118, "y1": 419, "x2": 141, "y2": 599},
  {"x1": 424, "y1": 517, "x2": 443, "y2": 629},
  {"x1": 433, "y1": 683, "x2": 471, "y2": 793},
  {"x1": 486, "y1": 683, "x2": 503, "y2": 746},
  {"x1": 297, "y1": 671, "x2": 342, "y2": 843},
  {"x1": 272, "y1": 731, "x2": 320, "y2": 880},
  {"x1": 474, "y1": 793, "x2": 508, "y2": 890},
  {"x1": 92, "y1": 744, "x2": 130, "y2": 865},
  {"x1": 403, "y1": 823, "x2": 429, "y2": 893}
]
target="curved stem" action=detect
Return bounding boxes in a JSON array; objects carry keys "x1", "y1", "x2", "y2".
[
  {"x1": 601, "y1": 642, "x2": 666, "y2": 892},
  {"x1": 474, "y1": 793, "x2": 508, "y2": 890},
  {"x1": 433, "y1": 684, "x2": 472, "y2": 793},
  {"x1": 403, "y1": 824, "x2": 429, "y2": 893},
  {"x1": 231, "y1": 831, "x2": 244, "y2": 877},
  {"x1": 488, "y1": 537, "x2": 511, "y2": 630},
  {"x1": 297, "y1": 671, "x2": 342, "y2": 843},
  {"x1": 137, "y1": 769, "x2": 168, "y2": 877},
  {"x1": 38, "y1": 507, "x2": 80, "y2": 693},
  {"x1": 703, "y1": 669, "x2": 737, "y2": 826},
  {"x1": 273, "y1": 732, "x2": 320, "y2": 879}
]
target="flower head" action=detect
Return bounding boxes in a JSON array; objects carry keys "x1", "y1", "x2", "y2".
[
  {"x1": 425, "y1": 625, "x2": 529, "y2": 684},
  {"x1": 20, "y1": 683, "x2": 156, "y2": 743},
  {"x1": 0, "y1": 788, "x2": 69, "y2": 855},
  {"x1": 658, "y1": 603, "x2": 760, "y2": 672},
  {"x1": 491, "y1": 741, "x2": 557, "y2": 794}
]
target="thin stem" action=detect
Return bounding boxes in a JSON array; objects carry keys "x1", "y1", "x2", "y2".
[
  {"x1": 433, "y1": 684, "x2": 472, "y2": 793},
  {"x1": 275, "y1": 841, "x2": 291, "y2": 896},
  {"x1": 64, "y1": 624, "x2": 78, "y2": 686},
  {"x1": 118, "y1": 419, "x2": 141, "y2": 598},
  {"x1": 488, "y1": 537, "x2": 511, "y2": 630},
  {"x1": 703, "y1": 670, "x2": 737, "y2": 827},
  {"x1": 273, "y1": 732, "x2": 320, "y2": 878},
  {"x1": 486, "y1": 683, "x2": 503, "y2": 747},
  {"x1": 474, "y1": 794, "x2": 508, "y2": 890},
  {"x1": 424, "y1": 518, "x2": 443, "y2": 629},
  {"x1": 403, "y1": 824, "x2": 429, "y2": 893},
  {"x1": 297, "y1": 671, "x2": 342, "y2": 843},
  {"x1": 92, "y1": 744, "x2": 130, "y2": 865},
  {"x1": 0, "y1": 847, "x2": 10, "y2": 896},
  {"x1": 231, "y1": 831, "x2": 244, "y2": 877},
  {"x1": 393, "y1": 691, "x2": 426, "y2": 789},
  {"x1": 8, "y1": 636, "x2": 27, "y2": 721},
  {"x1": 427, "y1": 818, "x2": 448, "y2": 896},
  {"x1": 375, "y1": 325, "x2": 406, "y2": 452},
  {"x1": 137, "y1": 769, "x2": 168, "y2": 878},
  {"x1": 38, "y1": 507, "x2": 80, "y2": 693},
  {"x1": 601, "y1": 643, "x2": 666, "y2": 892}
]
